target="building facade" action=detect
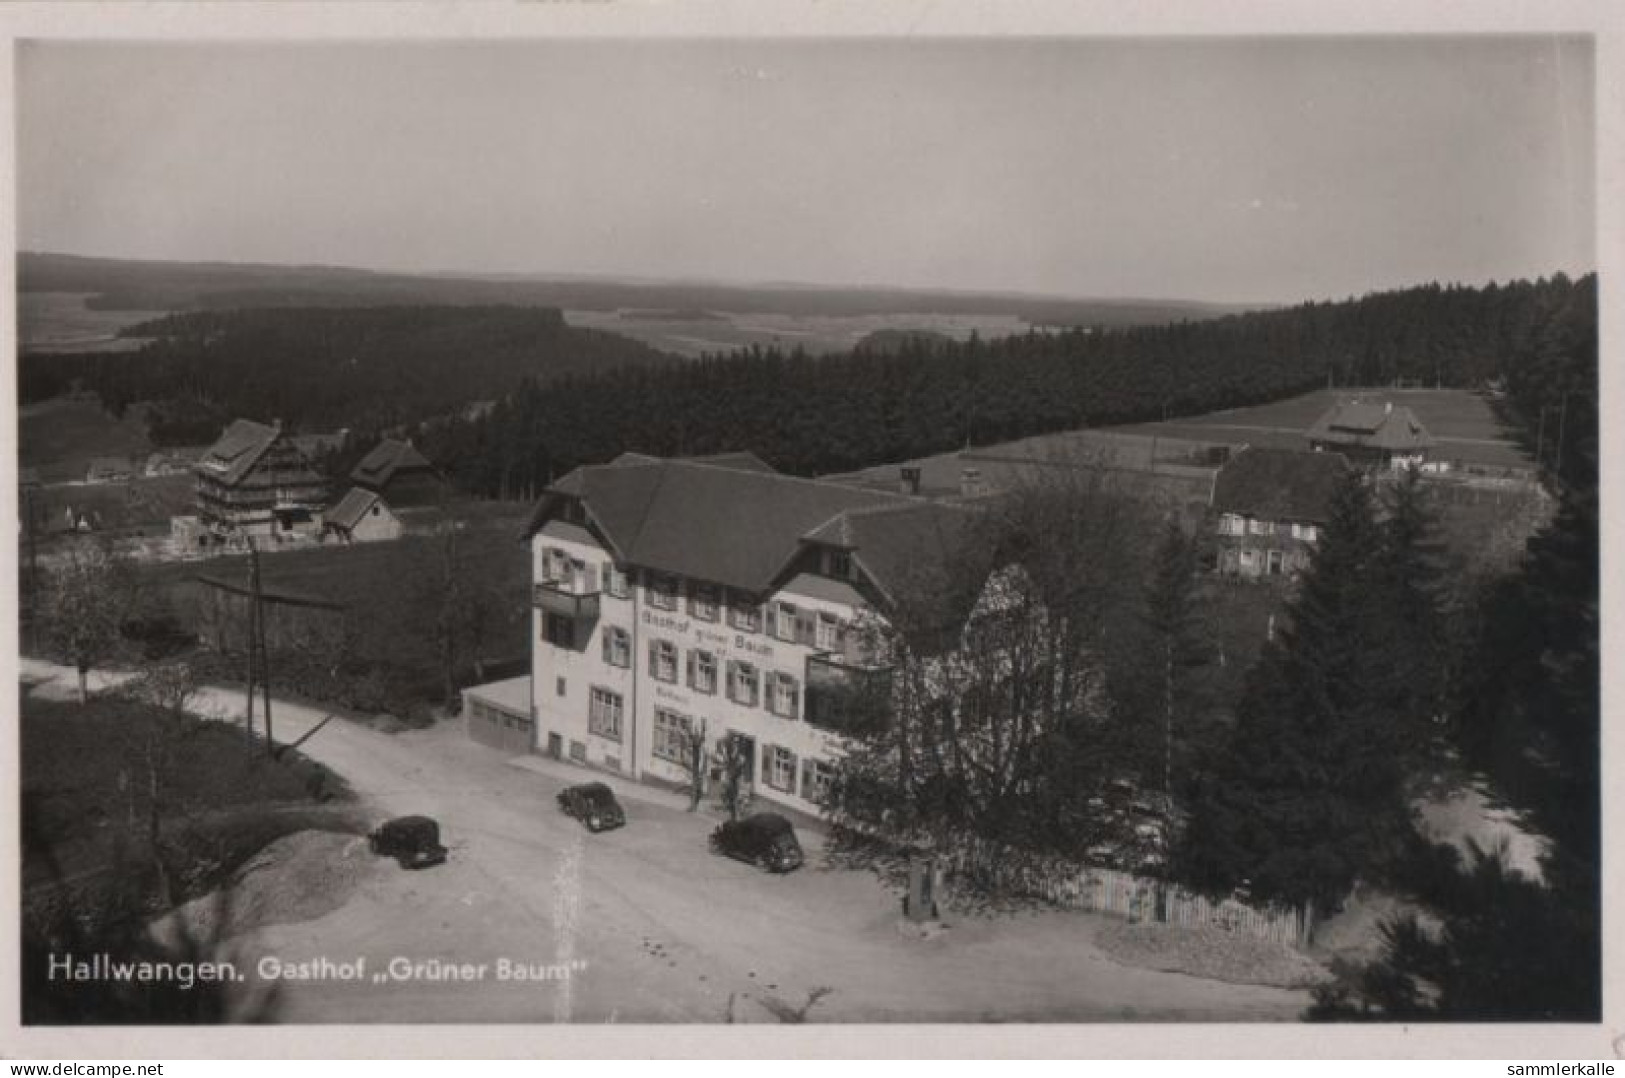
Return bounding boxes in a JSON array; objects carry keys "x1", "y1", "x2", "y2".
[
  {"x1": 194, "y1": 419, "x2": 330, "y2": 541},
  {"x1": 521, "y1": 454, "x2": 960, "y2": 816},
  {"x1": 324, "y1": 486, "x2": 403, "y2": 544},
  {"x1": 1211, "y1": 445, "x2": 1348, "y2": 580}
]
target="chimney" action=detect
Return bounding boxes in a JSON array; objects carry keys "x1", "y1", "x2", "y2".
[
  {"x1": 899, "y1": 466, "x2": 922, "y2": 496},
  {"x1": 959, "y1": 466, "x2": 986, "y2": 498}
]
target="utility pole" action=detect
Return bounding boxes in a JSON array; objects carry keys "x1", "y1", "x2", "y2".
[
  {"x1": 242, "y1": 537, "x2": 256, "y2": 742},
  {"x1": 245, "y1": 533, "x2": 275, "y2": 757}
]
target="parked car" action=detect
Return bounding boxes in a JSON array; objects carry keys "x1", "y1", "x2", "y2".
[
  {"x1": 709, "y1": 812, "x2": 804, "y2": 873},
  {"x1": 368, "y1": 815, "x2": 448, "y2": 869},
  {"x1": 557, "y1": 782, "x2": 626, "y2": 832}
]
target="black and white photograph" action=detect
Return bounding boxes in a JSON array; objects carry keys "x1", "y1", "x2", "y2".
[{"x1": 3, "y1": 1, "x2": 1612, "y2": 1056}]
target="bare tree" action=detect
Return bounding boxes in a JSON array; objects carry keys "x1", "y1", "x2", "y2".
[
  {"x1": 714, "y1": 734, "x2": 754, "y2": 822},
  {"x1": 40, "y1": 537, "x2": 134, "y2": 703},
  {"x1": 675, "y1": 716, "x2": 710, "y2": 812},
  {"x1": 830, "y1": 459, "x2": 1158, "y2": 861}
]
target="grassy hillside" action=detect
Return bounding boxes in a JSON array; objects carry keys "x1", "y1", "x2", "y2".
[{"x1": 19, "y1": 396, "x2": 156, "y2": 482}]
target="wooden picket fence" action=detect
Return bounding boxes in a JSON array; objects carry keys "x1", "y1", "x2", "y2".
[{"x1": 949, "y1": 839, "x2": 1310, "y2": 948}]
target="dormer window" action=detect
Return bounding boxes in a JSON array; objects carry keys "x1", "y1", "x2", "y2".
[
  {"x1": 648, "y1": 574, "x2": 680, "y2": 611},
  {"x1": 826, "y1": 549, "x2": 853, "y2": 579}
]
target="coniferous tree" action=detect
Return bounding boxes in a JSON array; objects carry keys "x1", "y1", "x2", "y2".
[{"x1": 1177, "y1": 471, "x2": 1416, "y2": 909}]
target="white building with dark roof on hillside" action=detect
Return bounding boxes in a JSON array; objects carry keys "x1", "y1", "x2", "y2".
[
  {"x1": 515, "y1": 451, "x2": 983, "y2": 816},
  {"x1": 1305, "y1": 399, "x2": 1434, "y2": 469},
  {"x1": 1211, "y1": 445, "x2": 1348, "y2": 580}
]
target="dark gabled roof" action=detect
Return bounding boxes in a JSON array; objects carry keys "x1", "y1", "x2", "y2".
[
  {"x1": 529, "y1": 457, "x2": 914, "y2": 594},
  {"x1": 807, "y1": 499, "x2": 989, "y2": 628},
  {"x1": 351, "y1": 438, "x2": 435, "y2": 488},
  {"x1": 195, "y1": 419, "x2": 282, "y2": 486},
  {"x1": 685, "y1": 451, "x2": 778, "y2": 474},
  {"x1": 608, "y1": 450, "x2": 777, "y2": 474},
  {"x1": 326, "y1": 486, "x2": 382, "y2": 532},
  {"x1": 1212, "y1": 446, "x2": 1348, "y2": 524},
  {"x1": 1306, "y1": 401, "x2": 1434, "y2": 451}
]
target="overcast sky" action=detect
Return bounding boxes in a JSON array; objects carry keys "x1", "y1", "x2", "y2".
[{"x1": 17, "y1": 37, "x2": 1594, "y2": 305}]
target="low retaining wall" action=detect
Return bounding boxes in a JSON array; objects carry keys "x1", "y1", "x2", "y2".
[{"x1": 950, "y1": 840, "x2": 1310, "y2": 948}]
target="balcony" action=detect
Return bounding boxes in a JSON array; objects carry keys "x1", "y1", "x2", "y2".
[
  {"x1": 532, "y1": 580, "x2": 602, "y2": 621},
  {"x1": 805, "y1": 650, "x2": 893, "y2": 737}
]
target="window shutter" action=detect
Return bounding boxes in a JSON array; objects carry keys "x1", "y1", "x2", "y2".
[
  {"x1": 686, "y1": 650, "x2": 696, "y2": 688},
  {"x1": 601, "y1": 629, "x2": 612, "y2": 664},
  {"x1": 787, "y1": 675, "x2": 800, "y2": 719},
  {"x1": 648, "y1": 641, "x2": 658, "y2": 676}
]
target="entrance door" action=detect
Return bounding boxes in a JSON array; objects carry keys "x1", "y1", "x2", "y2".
[
  {"x1": 547, "y1": 732, "x2": 563, "y2": 759},
  {"x1": 728, "y1": 732, "x2": 757, "y2": 783}
]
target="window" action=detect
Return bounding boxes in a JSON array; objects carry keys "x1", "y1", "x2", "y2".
[
  {"x1": 653, "y1": 708, "x2": 691, "y2": 764},
  {"x1": 768, "y1": 672, "x2": 801, "y2": 720},
  {"x1": 604, "y1": 563, "x2": 629, "y2": 599},
  {"x1": 1249, "y1": 518, "x2": 1274, "y2": 536},
  {"x1": 648, "y1": 639, "x2": 678, "y2": 683},
  {"x1": 1294, "y1": 523, "x2": 1319, "y2": 542},
  {"x1": 542, "y1": 613, "x2": 574, "y2": 648},
  {"x1": 801, "y1": 758, "x2": 835, "y2": 804},
  {"x1": 687, "y1": 649, "x2": 718, "y2": 694},
  {"x1": 764, "y1": 745, "x2": 797, "y2": 792},
  {"x1": 827, "y1": 550, "x2": 852, "y2": 579},
  {"x1": 729, "y1": 594, "x2": 761, "y2": 633},
  {"x1": 588, "y1": 687, "x2": 623, "y2": 741},
  {"x1": 1267, "y1": 549, "x2": 1285, "y2": 576},
  {"x1": 647, "y1": 574, "x2": 680, "y2": 611},
  {"x1": 815, "y1": 612, "x2": 843, "y2": 652},
  {"x1": 569, "y1": 740, "x2": 587, "y2": 762},
  {"x1": 1221, "y1": 549, "x2": 1240, "y2": 574},
  {"x1": 689, "y1": 583, "x2": 720, "y2": 621},
  {"x1": 728, "y1": 661, "x2": 759, "y2": 706},
  {"x1": 556, "y1": 677, "x2": 566, "y2": 697},
  {"x1": 1239, "y1": 548, "x2": 1259, "y2": 572},
  {"x1": 1219, "y1": 513, "x2": 1245, "y2": 537},
  {"x1": 542, "y1": 547, "x2": 573, "y2": 584},
  {"x1": 601, "y1": 626, "x2": 631, "y2": 668},
  {"x1": 774, "y1": 602, "x2": 798, "y2": 642}
]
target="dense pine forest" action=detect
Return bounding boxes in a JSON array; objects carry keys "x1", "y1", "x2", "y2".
[
  {"x1": 413, "y1": 274, "x2": 1593, "y2": 497},
  {"x1": 18, "y1": 305, "x2": 677, "y2": 436}
]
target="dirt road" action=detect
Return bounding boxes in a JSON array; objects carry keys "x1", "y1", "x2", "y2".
[{"x1": 21, "y1": 659, "x2": 1311, "y2": 1023}]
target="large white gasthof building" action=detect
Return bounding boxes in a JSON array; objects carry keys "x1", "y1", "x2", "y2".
[{"x1": 517, "y1": 451, "x2": 974, "y2": 816}]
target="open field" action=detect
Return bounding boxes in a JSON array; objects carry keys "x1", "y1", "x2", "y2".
[
  {"x1": 19, "y1": 291, "x2": 165, "y2": 353},
  {"x1": 19, "y1": 396, "x2": 156, "y2": 482},
  {"x1": 1106, "y1": 388, "x2": 1531, "y2": 470},
  {"x1": 125, "y1": 504, "x2": 534, "y2": 709},
  {"x1": 566, "y1": 308, "x2": 1037, "y2": 358},
  {"x1": 29, "y1": 472, "x2": 195, "y2": 539}
]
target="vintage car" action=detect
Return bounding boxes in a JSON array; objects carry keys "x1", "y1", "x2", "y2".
[
  {"x1": 368, "y1": 815, "x2": 448, "y2": 869},
  {"x1": 556, "y1": 781, "x2": 627, "y2": 832},
  {"x1": 709, "y1": 812, "x2": 804, "y2": 873}
]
